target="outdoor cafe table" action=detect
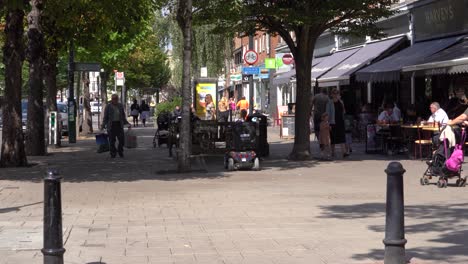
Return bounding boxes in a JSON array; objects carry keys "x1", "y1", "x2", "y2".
[{"x1": 401, "y1": 125, "x2": 439, "y2": 159}]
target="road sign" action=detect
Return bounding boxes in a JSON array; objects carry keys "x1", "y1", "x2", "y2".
[
  {"x1": 116, "y1": 72, "x2": 124, "y2": 79},
  {"x1": 242, "y1": 67, "x2": 260, "y2": 75},
  {"x1": 116, "y1": 72, "x2": 125, "y2": 86},
  {"x1": 282, "y1": 54, "x2": 294, "y2": 65},
  {"x1": 244, "y1": 50, "x2": 258, "y2": 65},
  {"x1": 74, "y1": 62, "x2": 101, "y2": 72},
  {"x1": 242, "y1": 75, "x2": 251, "y2": 83}
]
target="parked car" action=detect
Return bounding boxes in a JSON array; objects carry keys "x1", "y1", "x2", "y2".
[
  {"x1": 21, "y1": 100, "x2": 68, "y2": 135},
  {"x1": 91, "y1": 101, "x2": 102, "y2": 115}
]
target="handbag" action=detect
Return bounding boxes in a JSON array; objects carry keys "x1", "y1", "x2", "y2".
[
  {"x1": 131, "y1": 109, "x2": 139, "y2": 116},
  {"x1": 125, "y1": 128, "x2": 138, "y2": 148},
  {"x1": 445, "y1": 128, "x2": 466, "y2": 172},
  {"x1": 95, "y1": 133, "x2": 109, "y2": 153}
]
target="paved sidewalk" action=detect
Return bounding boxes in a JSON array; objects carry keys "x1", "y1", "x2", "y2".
[{"x1": 0, "y1": 125, "x2": 466, "y2": 263}]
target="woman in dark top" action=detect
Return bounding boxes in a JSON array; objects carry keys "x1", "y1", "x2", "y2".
[
  {"x1": 329, "y1": 88, "x2": 348, "y2": 158},
  {"x1": 130, "y1": 99, "x2": 140, "y2": 127}
]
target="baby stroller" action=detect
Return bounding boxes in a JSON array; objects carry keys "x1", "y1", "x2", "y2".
[
  {"x1": 421, "y1": 126, "x2": 467, "y2": 188},
  {"x1": 153, "y1": 111, "x2": 171, "y2": 148},
  {"x1": 224, "y1": 121, "x2": 260, "y2": 171}
]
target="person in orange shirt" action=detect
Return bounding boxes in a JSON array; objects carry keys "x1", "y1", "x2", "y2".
[{"x1": 236, "y1": 96, "x2": 249, "y2": 111}]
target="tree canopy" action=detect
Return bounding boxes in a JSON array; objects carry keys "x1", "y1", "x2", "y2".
[{"x1": 194, "y1": 0, "x2": 397, "y2": 160}]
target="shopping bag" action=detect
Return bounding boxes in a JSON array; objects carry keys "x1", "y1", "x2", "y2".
[
  {"x1": 125, "y1": 128, "x2": 138, "y2": 148},
  {"x1": 95, "y1": 133, "x2": 109, "y2": 153}
]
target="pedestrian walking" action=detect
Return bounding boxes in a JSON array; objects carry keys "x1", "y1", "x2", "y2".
[
  {"x1": 236, "y1": 96, "x2": 249, "y2": 111},
  {"x1": 311, "y1": 87, "x2": 331, "y2": 146},
  {"x1": 319, "y1": 112, "x2": 332, "y2": 160},
  {"x1": 218, "y1": 96, "x2": 229, "y2": 122},
  {"x1": 328, "y1": 88, "x2": 348, "y2": 158},
  {"x1": 130, "y1": 99, "x2": 140, "y2": 127},
  {"x1": 229, "y1": 97, "x2": 236, "y2": 111},
  {"x1": 102, "y1": 94, "x2": 131, "y2": 158},
  {"x1": 140, "y1": 100, "x2": 150, "y2": 127}
]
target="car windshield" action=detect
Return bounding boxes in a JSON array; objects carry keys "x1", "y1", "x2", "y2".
[
  {"x1": 21, "y1": 101, "x2": 27, "y2": 114},
  {"x1": 57, "y1": 104, "x2": 67, "y2": 113}
]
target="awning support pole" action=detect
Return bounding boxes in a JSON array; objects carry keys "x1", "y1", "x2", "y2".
[
  {"x1": 411, "y1": 73, "x2": 415, "y2": 105},
  {"x1": 367, "y1": 82, "x2": 372, "y2": 104}
]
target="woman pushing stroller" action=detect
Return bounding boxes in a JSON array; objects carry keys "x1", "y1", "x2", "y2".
[{"x1": 420, "y1": 108, "x2": 468, "y2": 188}]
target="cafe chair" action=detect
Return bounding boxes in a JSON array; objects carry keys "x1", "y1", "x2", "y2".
[
  {"x1": 414, "y1": 124, "x2": 433, "y2": 160},
  {"x1": 387, "y1": 125, "x2": 404, "y2": 155}
]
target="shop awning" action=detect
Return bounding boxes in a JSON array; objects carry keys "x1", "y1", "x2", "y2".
[
  {"x1": 317, "y1": 36, "x2": 406, "y2": 87},
  {"x1": 272, "y1": 69, "x2": 295, "y2": 86},
  {"x1": 271, "y1": 56, "x2": 328, "y2": 86},
  {"x1": 402, "y1": 37, "x2": 468, "y2": 75},
  {"x1": 355, "y1": 35, "x2": 463, "y2": 82},
  {"x1": 311, "y1": 47, "x2": 361, "y2": 81}
]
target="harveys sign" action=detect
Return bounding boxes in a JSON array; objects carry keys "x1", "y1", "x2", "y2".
[{"x1": 282, "y1": 54, "x2": 294, "y2": 65}]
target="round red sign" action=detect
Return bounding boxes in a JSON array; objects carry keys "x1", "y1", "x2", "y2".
[
  {"x1": 282, "y1": 54, "x2": 294, "y2": 65},
  {"x1": 244, "y1": 50, "x2": 258, "y2": 65}
]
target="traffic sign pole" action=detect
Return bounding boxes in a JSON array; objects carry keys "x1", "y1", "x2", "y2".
[
  {"x1": 244, "y1": 49, "x2": 258, "y2": 115},
  {"x1": 67, "y1": 40, "x2": 76, "y2": 144}
]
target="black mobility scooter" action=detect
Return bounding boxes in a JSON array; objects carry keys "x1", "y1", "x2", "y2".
[{"x1": 225, "y1": 121, "x2": 260, "y2": 171}]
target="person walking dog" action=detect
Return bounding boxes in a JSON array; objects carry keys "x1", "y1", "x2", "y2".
[{"x1": 102, "y1": 94, "x2": 131, "y2": 158}]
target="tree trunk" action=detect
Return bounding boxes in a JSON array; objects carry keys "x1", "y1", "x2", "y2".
[
  {"x1": 0, "y1": 5, "x2": 28, "y2": 167},
  {"x1": 81, "y1": 71, "x2": 93, "y2": 134},
  {"x1": 44, "y1": 48, "x2": 60, "y2": 147},
  {"x1": 289, "y1": 37, "x2": 315, "y2": 160},
  {"x1": 176, "y1": 0, "x2": 193, "y2": 172},
  {"x1": 26, "y1": 0, "x2": 46, "y2": 156}
]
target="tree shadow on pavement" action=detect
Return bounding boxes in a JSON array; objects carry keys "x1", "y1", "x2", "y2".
[
  {"x1": 318, "y1": 202, "x2": 468, "y2": 263},
  {"x1": 0, "y1": 201, "x2": 42, "y2": 214}
]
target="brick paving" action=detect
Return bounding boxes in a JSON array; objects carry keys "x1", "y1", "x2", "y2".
[{"x1": 0, "y1": 124, "x2": 466, "y2": 263}]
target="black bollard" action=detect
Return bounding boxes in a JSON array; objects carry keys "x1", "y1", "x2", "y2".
[
  {"x1": 383, "y1": 162, "x2": 407, "y2": 264},
  {"x1": 42, "y1": 169, "x2": 65, "y2": 264}
]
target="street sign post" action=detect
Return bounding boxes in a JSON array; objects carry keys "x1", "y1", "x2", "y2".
[{"x1": 49, "y1": 111, "x2": 58, "y2": 146}]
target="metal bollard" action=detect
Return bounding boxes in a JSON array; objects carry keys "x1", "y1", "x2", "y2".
[
  {"x1": 383, "y1": 162, "x2": 407, "y2": 264},
  {"x1": 42, "y1": 169, "x2": 65, "y2": 264}
]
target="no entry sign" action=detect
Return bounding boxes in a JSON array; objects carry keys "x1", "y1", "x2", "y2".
[{"x1": 282, "y1": 54, "x2": 294, "y2": 65}]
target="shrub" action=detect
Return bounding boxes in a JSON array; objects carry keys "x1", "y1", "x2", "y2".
[{"x1": 154, "y1": 96, "x2": 182, "y2": 117}]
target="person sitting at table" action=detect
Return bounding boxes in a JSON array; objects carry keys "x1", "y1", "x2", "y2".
[
  {"x1": 377, "y1": 103, "x2": 399, "y2": 125},
  {"x1": 427, "y1": 102, "x2": 449, "y2": 125}
]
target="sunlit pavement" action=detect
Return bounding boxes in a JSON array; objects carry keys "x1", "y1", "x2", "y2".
[{"x1": 0, "y1": 124, "x2": 465, "y2": 264}]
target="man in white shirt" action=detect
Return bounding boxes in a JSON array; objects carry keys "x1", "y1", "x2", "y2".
[{"x1": 427, "y1": 102, "x2": 449, "y2": 125}]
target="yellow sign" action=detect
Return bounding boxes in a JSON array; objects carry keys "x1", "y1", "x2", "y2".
[{"x1": 195, "y1": 83, "x2": 217, "y2": 119}]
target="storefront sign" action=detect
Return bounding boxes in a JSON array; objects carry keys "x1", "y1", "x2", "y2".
[
  {"x1": 337, "y1": 34, "x2": 366, "y2": 49},
  {"x1": 413, "y1": 0, "x2": 468, "y2": 41},
  {"x1": 265, "y1": 58, "x2": 276, "y2": 69},
  {"x1": 230, "y1": 74, "x2": 242, "y2": 82}
]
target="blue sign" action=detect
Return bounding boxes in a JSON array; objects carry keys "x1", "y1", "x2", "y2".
[{"x1": 242, "y1": 67, "x2": 260, "y2": 75}]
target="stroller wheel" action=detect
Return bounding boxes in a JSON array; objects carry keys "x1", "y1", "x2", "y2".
[
  {"x1": 227, "y1": 158, "x2": 235, "y2": 171},
  {"x1": 420, "y1": 178, "x2": 426, "y2": 186},
  {"x1": 459, "y1": 177, "x2": 467, "y2": 187},
  {"x1": 437, "y1": 179, "x2": 448, "y2": 188}
]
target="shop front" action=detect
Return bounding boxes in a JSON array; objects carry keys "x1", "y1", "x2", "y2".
[{"x1": 356, "y1": 0, "x2": 468, "y2": 120}]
